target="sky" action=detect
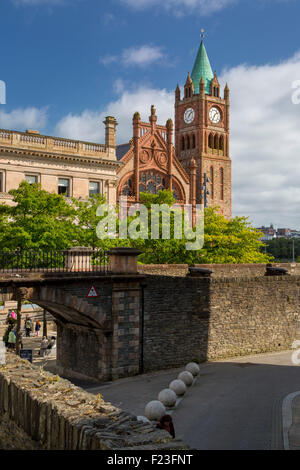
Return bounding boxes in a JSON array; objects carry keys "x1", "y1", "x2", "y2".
[{"x1": 1, "y1": 0, "x2": 300, "y2": 228}]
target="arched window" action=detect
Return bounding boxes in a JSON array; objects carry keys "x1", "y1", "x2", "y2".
[
  {"x1": 181, "y1": 136, "x2": 185, "y2": 151},
  {"x1": 210, "y1": 167, "x2": 214, "y2": 200},
  {"x1": 208, "y1": 133, "x2": 213, "y2": 150},
  {"x1": 220, "y1": 168, "x2": 224, "y2": 200},
  {"x1": 121, "y1": 177, "x2": 133, "y2": 196},
  {"x1": 219, "y1": 135, "x2": 224, "y2": 153},
  {"x1": 214, "y1": 134, "x2": 219, "y2": 150},
  {"x1": 186, "y1": 135, "x2": 190, "y2": 150},
  {"x1": 192, "y1": 134, "x2": 196, "y2": 149},
  {"x1": 185, "y1": 88, "x2": 188, "y2": 98},
  {"x1": 139, "y1": 171, "x2": 167, "y2": 195}
]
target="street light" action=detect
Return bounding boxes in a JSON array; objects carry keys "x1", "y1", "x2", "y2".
[{"x1": 202, "y1": 173, "x2": 210, "y2": 208}]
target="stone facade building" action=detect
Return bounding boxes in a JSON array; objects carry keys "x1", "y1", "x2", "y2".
[
  {"x1": 117, "y1": 39, "x2": 232, "y2": 218},
  {"x1": 0, "y1": 117, "x2": 119, "y2": 206},
  {"x1": 0, "y1": 40, "x2": 231, "y2": 217}
]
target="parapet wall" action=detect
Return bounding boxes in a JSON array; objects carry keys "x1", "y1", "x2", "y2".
[
  {"x1": 0, "y1": 353, "x2": 186, "y2": 450},
  {"x1": 138, "y1": 263, "x2": 300, "y2": 278},
  {"x1": 143, "y1": 275, "x2": 300, "y2": 371}
]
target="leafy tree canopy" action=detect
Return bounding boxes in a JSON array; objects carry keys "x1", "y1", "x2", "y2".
[{"x1": 0, "y1": 184, "x2": 272, "y2": 264}]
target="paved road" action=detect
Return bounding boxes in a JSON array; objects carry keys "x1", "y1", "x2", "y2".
[{"x1": 84, "y1": 351, "x2": 300, "y2": 450}]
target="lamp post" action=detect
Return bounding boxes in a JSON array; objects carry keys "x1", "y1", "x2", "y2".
[{"x1": 202, "y1": 173, "x2": 210, "y2": 208}]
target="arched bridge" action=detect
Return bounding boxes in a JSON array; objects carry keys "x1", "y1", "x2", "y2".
[{"x1": 0, "y1": 248, "x2": 143, "y2": 383}]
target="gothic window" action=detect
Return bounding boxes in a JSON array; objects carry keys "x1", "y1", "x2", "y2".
[
  {"x1": 219, "y1": 135, "x2": 224, "y2": 152},
  {"x1": 214, "y1": 134, "x2": 219, "y2": 150},
  {"x1": 220, "y1": 168, "x2": 224, "y2": 200},
  {"x1": 210, "y1": 167, "x2": 214, "y2": 199},
  {"x1": 139, "y1": 171, "x2": 167, "y2": 195},
  {"x1": 122, "y1": 177, "x2": 133, "y2": 196},
  {"x1": 186, "y1": 135, "x2": 190, "y2": 150},
  {"x1": 192, "y1": 134, "x2": 196, "y2": 149},
  {"x1": 208, "y1": 133, "x2": 213, "y2": 150},
  {"x1": 185, "y1": 88, "x2": 188, "y2": 98},
  {"x1": 213, "y1": 87, "x2": 220, "y2": 97},
  {"x1": 181, "y1": 136, "x2": 185, "y2": 151}
]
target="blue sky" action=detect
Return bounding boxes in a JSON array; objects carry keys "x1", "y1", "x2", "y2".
[{"x1": 1, "y1": 0, "x2": 300, "y2": 227}]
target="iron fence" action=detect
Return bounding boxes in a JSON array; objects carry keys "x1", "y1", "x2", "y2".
[{"x1": 0, "y1": 249, "x2": 109, "y2": 274}]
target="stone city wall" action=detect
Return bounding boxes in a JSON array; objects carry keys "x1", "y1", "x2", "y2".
[
  {"x1": 142, "y1": 275, "x2": 300, "y2": 371},
  {"x1": 0, "y1": 353, "x2": 186, "y2": 450},
  {"x1": 138, "y1": 263, "x2": 300, "y2": 278}
]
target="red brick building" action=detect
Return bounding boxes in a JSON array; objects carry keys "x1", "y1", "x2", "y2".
[{"x1": 117, "y1": 39, "x2": 232, "y2": 219}]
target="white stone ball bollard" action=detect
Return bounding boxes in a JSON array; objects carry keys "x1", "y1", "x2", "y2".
[
  {"x1": 158, "y1": 388, "x2": 177, "y2": 407},
  {"x1": 185, "y1": 362, "x2": 200, "y2": 376},
  {"x1": 145, "y1": 400, "x2": 166, "y2": 421},
  {"x1": 178, "y1": 371, "x2": 194, "y2": 387},
  {"x1": 169, "y1": 379, "x2": 187, "y2": 396}
]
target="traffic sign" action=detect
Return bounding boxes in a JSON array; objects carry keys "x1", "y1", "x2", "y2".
[{"x1": 87, "y1": 286, "x2": 98, "y2": 298}]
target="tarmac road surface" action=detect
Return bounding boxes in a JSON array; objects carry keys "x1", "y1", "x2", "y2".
[{"x1": 84, "y1": 350, "x2": 300, "y2": 450}]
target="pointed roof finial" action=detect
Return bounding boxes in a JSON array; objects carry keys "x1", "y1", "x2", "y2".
[{"x1": 200, "y1": 28, "x2": 205, "y2": 41}]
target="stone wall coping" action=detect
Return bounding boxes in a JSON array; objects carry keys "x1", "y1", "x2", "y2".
[
  {"x1": 0, "y1": 353, "x2": 187, "y2": 450},
  {"x1": 107, "y1": 248, "x2": 143, "y2": 257}
]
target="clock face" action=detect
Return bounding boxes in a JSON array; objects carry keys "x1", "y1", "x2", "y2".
[
  {"x1": 184, "y1": 108, "x2": 195, "y2": 124},
  {"x1": 209, "y1": 107, "x2": 221, "y2": 124}
]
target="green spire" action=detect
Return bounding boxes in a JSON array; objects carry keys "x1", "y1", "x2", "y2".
[{"x1": 191, "y1": 40, "x2": 214, "y2": 95}]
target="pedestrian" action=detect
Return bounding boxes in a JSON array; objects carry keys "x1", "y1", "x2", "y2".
[
  {"x1": 35, "y1": 321, "x2": 41, "y2": 337},
  {"x1": 8, "y1": 329, "x2": 16, "y2": 350},
  {"x1": 156, "y1": 415, "x2": 175, "y2": 438},
  {"x1": 25, "y1": 317, "x2": 32, "y2": 337},
  {"x1": 39, "y1": 336, "x2": 49, "y2": 357}
]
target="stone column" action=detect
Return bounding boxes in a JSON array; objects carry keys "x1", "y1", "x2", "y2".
[
  {"x1": 64, "y1": 247, "x2": 93, "y2": 272},
  {"x1": 108, "y1": 247, "x2": 144, "y2": 380},
  {"x1": 107, "y1": 247, "x2": 142, "y2": 275}
]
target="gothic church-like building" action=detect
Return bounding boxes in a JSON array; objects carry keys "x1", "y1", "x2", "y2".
[{"x1": 116, "y1": 40, "x2": 232, "y2": 219}]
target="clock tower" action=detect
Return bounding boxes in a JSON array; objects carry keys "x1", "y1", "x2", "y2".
[{"x1": 175, "y1": 39, "x2": 232, "y2": 219}]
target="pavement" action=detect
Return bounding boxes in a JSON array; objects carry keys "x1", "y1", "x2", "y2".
[{"x1": 3, "y1": 330, "x2": 300, "y2": 449}]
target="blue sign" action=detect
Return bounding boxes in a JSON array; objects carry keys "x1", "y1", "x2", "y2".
[{"x1": 19, "y1": 349, "x2": 33, "y2": 363}]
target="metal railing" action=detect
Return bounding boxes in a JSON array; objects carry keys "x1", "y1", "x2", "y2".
[{"x1": 0, "y1": 249, "x2": 109, "y2": 274}]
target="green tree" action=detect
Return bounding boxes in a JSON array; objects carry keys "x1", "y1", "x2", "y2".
[
  {"x1": 0, "y1": 181, "x2": 77, "y2": 250},
  {"x1": 72, "y1": 194, "x2": 107, "y2": 249}
]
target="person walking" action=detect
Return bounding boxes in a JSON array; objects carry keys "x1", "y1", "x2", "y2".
[
  {"x1": 8, "y1": 329, "x2": 16, "y2": 350},
  {"x1": 35, "y1": 321, "x2": 41, "y2": 337},
  {"x1": 39, "y1": 336, "x2": 49, "y2": 357},
  {"x1": 25, "y1": 317, "x2": 32, "y2": 337}
]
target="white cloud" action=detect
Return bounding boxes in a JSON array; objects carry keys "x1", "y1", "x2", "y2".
[
  {"x1": 100, "y1": 45, "x2": 167, "y2": 68},
  {"x1": 0, "y1": 107, "x2": 48, "y2": 131},
  {"x1": 120, "y1": 0, "x2": 237, "y2": 16},
  {"x1": 54, "y1": 87, "x2": 173, "y2": 143},
  {"x1": 122, "y1": 45, "x2": 166, "y2": 67},
  {"x1": 218, "y1": 52, "x2": 300, "y2": 228},
  {"x1": 55, "y1": 51, "x2": 300, "y2": 228}
]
